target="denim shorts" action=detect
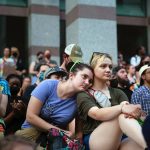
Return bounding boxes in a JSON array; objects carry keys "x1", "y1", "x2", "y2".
[{"x1": 83, "y1": 133, "x2": 91, "y2": 150}]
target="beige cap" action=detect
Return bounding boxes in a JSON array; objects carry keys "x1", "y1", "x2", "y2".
[
  {"x1": 64, "y1": 44, "x2": 83, "y2": 62},
  {"x1": 139, "y1": 64, "x2": 150, "y2": 77}
]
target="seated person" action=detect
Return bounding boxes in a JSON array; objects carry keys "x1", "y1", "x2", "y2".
[
  {"x1": 4, "y1": 74, "x2": 26, "y2": 135},
  {"x1": 77, "y1": 53, "x2": 147, "y2": 150},
  {"x1": 0, "y1": 135, "x2": 37, "y2": 150},
  {"x1": 0, "y1": 78, "x2": 10, "y2": 139},
  {"x1": 15, "y1": 63, "x2": 93, "y2": 149}
]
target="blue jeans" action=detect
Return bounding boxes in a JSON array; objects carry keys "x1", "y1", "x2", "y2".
[{"x1": 83, "y1": 134, "x2": 91, "y2": 150}]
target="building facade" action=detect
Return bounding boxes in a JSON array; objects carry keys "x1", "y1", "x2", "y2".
[{"x1": 0, "y1": 0, "x2": 149, "y2": 66}]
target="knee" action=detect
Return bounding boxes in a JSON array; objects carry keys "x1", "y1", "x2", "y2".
[{"x1": 118, "y1": 114, "x2": 126, "y2": 122}]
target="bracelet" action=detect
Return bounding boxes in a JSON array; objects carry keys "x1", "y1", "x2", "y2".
[
  {"x1": 121, "y1": 104, "x2": 124, "y2": 113},
  {"x1": 120, "y1": 102, "x2": 129, "y2": 113},
  {"x1": 121, "y1": 104, "x2": 126, "y2": 113}
]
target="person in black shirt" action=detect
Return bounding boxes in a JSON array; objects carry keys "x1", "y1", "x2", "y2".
[
  {"x1": 111, "y1": 66, "x2": 133, "y2": 102},
  {"x1": 23, "y1": 64, "x2": 49, "y2": 105},
  {"x1": 4, "y1": 74, "x2": 26, "y2": 135}
]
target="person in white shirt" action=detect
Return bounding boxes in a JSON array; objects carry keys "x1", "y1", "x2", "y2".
[{"x1": 130, "y1": 46, "x2": 146, "y2": 67}]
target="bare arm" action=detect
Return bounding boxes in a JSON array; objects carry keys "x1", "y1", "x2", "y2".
[
  {"x1": 68, "y1": 118, "x2": 75, "y2": 136},
  {"x1": 29, "y1": 62, "x2": 38, "y2": 75},
  {"x1": 26, "y1": 96, "x2": 62, "y2": 132},
  {"x1": 88, "y1": 105, "x2": 122, "y2": 121},
  {"x1": 75, "y1": 116, "x2": 83, "y2": 140},
  {"x1": 0, "y1": 94, "x2": 8, "y2": 117},
  {"x1": 88, "y1": 103, "x2": 142, "y2": 121},
  {"x1": 4, "y1": 100, "x2": 27, "y2": 124},
  {"x1": 4, "y1": 111, "x2": 15, "y2": 124}
]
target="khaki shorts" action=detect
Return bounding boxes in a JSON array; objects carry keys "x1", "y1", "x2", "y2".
[{"x1": 15, "y1": 127, "x2": 41, "y2": 142}]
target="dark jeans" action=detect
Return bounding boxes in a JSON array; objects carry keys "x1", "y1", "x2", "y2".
[
  {"x1": 83, "y1": 134, "x2": 91, "y2": 150},
  {"x1": 142, "y1": 115, "x2": 150, "y2": 150}
]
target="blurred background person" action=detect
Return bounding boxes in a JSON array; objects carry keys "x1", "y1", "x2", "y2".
[
  {"x1": 127, "y1": 64, "x2": 137, "y2": 84},
  {"x1": 44, "y1": 66, "x2": 67, "y2": 80},
  {"x1": 0, "y1": 135, "x2": 37, "y2": 150},
  {"x1": 112, "y1": 66, "x2": 133, "y2": 102},
  {"x1": 130, "y1": 45, "x2": 146, "y2": 67},
  {"x1": 18, "y1": 76, "x2": 31, "y2": 97},
  {"x1": 140, "y1": 55, "x2": 150, "y2": 66},
  {"x1": 44, "y1": 49, "x2": 57, "y2": 67},
  {"x1": 29, "y1": 51, "x2": 45, "y2": 84},
  {"x1": 23, "y1": 64, "x2": 49, "y2": 106},
  {"x1": 4, "y1": 74, "x2": 26, "y2": 135},
  {"x1": 131, "y1": 64, "x2": 150, "y2": 115},
  {"x1": 60, "y1": 44, "x2": 83, "y2": 72},
  {"x1": 118, "y1": 50, "x2": 127, "y2": 68},
  {"x1": 0, "y1": 47, "x2": 15, "y2": 78},
  {"x1": 10, "y1": 47, "x2": 27, "y2": 77},
  {"x1": 126, "y1": 64, "x2": 139, "y2": 91},
  {"x1": 0, "y1": 78, "x2": 10, "y2": 139}
]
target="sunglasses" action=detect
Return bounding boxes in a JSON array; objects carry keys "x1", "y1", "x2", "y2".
[
  {"x1": 143, "y1": 61, "x2": 150, "y2": 65},
  {"x1": 90, "y1": 52, "x2": 111, "y2": 64},
  {"x1": 69, "y1": 61, "x2": 81, "y2": 72}
]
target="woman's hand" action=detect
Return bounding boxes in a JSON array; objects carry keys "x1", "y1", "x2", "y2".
[
  {"x1": 61, "y1": 129, "x2": 73, "y2": 137},
  {"x1": 11, "y1": 100, "x2": 26, "y2": 114},
  {"x1": 120, "y1": 101, "x2": 129, "y2": 106},
  {"x1": 121, "y1": 104, "x2": 142, "y2": 119}
]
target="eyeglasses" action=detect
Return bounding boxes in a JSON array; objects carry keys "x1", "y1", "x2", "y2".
[
  {"x1": 143, "y1": 61, "x2": 150, "y2": 65},
  {"x1": 90, "y1": 52, "x2": 111, "y2": 64},
  {"x1": 69, "y1": 61, "x2": 81, "y2": 72}
]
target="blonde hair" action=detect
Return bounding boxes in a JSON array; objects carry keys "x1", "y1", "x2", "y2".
[{"x1": 90, "y1": 53, "x2": 112, "y2": 69}]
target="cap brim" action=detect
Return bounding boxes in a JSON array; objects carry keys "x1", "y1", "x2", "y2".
[
  {"x1": 70, "y1": 57, "x2": 83, "y2": 62},
  {"x1": 139, "y1": 66, "x2": 150, "y2": 77},
  {"x1": 51, "y1": 71, "x2": 68, "y2": 77}
]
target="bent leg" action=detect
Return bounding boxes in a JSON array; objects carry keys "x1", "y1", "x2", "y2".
[
  {"x1": 15, "y1": 127, "x2": 41, "y2": 141},
  {"x1": 119, "y1": 114, "x2": 147, "y2": 149},
  {"x1": 89, "y1": 118, "x2": 122, "y2": 150},
  {"x1": 119, "y1": 138, "x2": 144, "y2": 150}
]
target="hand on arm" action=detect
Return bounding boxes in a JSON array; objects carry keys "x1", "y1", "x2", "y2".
[
  {"x1": 4, "y1": 99, "x2": 26, "y2": 124},
  {"x1": 121, "y1": 104, "x2": 142, "y2": 119},
  {"x1": 11, "y1": 100, "x2": 27, "y2": 115}
]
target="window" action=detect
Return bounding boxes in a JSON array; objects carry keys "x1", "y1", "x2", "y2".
[
  {"x1": 0, "y1": 0, "x2": 27, "y2": 7},
  {"x1": 117, "y1": 0, "x2": 146, "y2": 17}
]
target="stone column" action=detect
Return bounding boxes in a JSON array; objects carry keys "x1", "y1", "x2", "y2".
[
  {"x1": 66, "y1": 0, "x2": 117, "y2": 64},
  {"x1": 28, "y1": 0, "x2": 60, "y2": 64}
]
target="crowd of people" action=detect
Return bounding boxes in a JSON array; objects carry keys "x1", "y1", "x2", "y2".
[{"x1": 0, "y1": 44, "x2": 150, "y2": 150}]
